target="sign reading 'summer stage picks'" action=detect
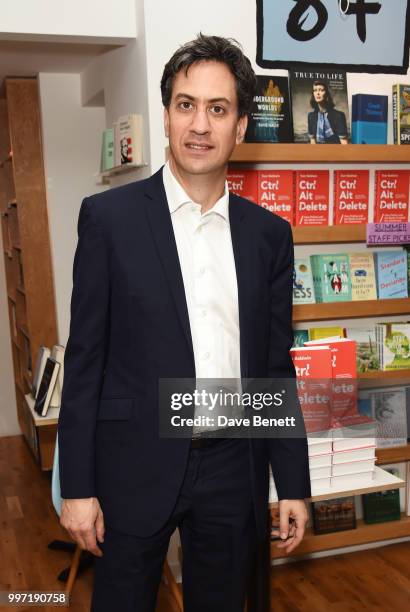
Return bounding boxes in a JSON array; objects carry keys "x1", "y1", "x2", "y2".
[{"x1": 257, "y1": 0, "x2": 410, "y2": 73}]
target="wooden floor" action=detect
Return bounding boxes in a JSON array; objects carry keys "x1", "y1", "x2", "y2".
[{"x1": 1, "y1": 435, "x2": 409, "y2": 611}]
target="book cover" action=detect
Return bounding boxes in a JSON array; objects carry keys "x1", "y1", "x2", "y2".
[
  {"x1": 289, "y1": 69, "x2": 350, "y2": 144},
  {"x1": 33, "y1": 358, "x2": 60, "y2": 417},
  {"x1": 374, "y1": 251, "x2": 408, "y2": 299},
  {"x1": 308, "y1": 327, "x2": 345, "y2": 341},
  {"x1": 362, "y1": 467, "x2": 401, "y2": 523},
  {"x1": 374, "y1": 170, "x2": 410, "y2": 223},
  {"x1": 258, "y1": 170, "x2": 294, "y2": 224},
  {"x1": 293, "y1": 258, "x2": 315, "y2": 304},
  {"x1": 348, "y1": 252, "x2": 377, "y2": 301},
  {"x1": 227, "y1": 169, "x2": 258, "y2": 203},
  {"x1": 311, "y1": 496, "x2": 356, "y2": 534},
  {"x1": 351, "y1": 94, "x2": 388, "y2": 144},
  {"x1": 295, "y1": 170, "x2": 330, "y2": 226},
  {"x1": 292, "y1": 329, "x2": 309, "y2": 348},
  {"x1": 361, "y1": 386, "x2": 408, "y2": 447},
  {"x1": 392, "y1": 84, "x2": 410, "y2": 145},
  {"x1": 115, "y1": 114, "x2": 143, "y2": 166},
  {"x1": 333, "y1": 170, "x2": 369, "y2": 225},
  {"x1": 345, "y1": 327, "x2": 379, "y2": 373},
  {"x1": 245, "y1": 75, "x2": 293, "y2": 143},
  {"x1": 32, "y1": 346, "x2": 51, "y2": 400},
  {"x1": 310, "y1": 254, "x2": 352, "y2": 303},
  {"x1": 377, "y1": 324, "x2": 410, "y2": 371},
  {"x1": 100, "y1": 128, "x2": 114, "y2": 172},
  {"x1": 290, "y1": 346, "x2": 333, "y2": 434}
]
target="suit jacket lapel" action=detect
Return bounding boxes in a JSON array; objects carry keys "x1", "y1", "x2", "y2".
[
  {"x1": 143, "y1": 168, "x2": 194, "y2": 360},
  {"x1": 229, "y1": 194, "x2": 250, "y2": 380}
]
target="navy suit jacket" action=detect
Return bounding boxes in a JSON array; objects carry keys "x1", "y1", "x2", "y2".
[{"x1": 58, "y1": 167, "x2": 311, "y2": 539}]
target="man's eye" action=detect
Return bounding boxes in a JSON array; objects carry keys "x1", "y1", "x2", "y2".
[
  {"x1": 179, "y1": 101, "x2": 193, "y2": 110},
  {"x1": 211, "y1": 105, "x2": 225, "y2": 115}
]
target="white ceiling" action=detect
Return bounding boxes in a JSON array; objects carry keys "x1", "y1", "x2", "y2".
[{"x1": 0, "y1": 39, "x2": 117, "y2": 91}]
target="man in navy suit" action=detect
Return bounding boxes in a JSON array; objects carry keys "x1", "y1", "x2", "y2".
[{"x1": 58, "y1": 34, "x2": 311, "y2": 611}]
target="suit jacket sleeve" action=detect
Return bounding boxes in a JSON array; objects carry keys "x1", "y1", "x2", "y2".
[
  {"x1": 58, "y1": 197, "x2": 110, "y2": 499},
  {"x1": 267, "y1": 221, "x2": 311, "y2": 501}
]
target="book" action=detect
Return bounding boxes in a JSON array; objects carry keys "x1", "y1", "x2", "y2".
[
  {"x1": 310, "y1": 254, "x2": 352, "y2": 303},
  {"x1": 32, "y1": 346, "x2": 51, "y2": 399},
  {"x1": 290, "y1": 345, "x2": 333, "y2": 434},
  {"x1": 360, "y1": 386, "x2": 408, "y2": 447},
  {"x1": 49, "y1": 344, "x2": 65, "y2": 409},
  {"x1": 308, "y1": 327, "x2": 345, "y2": 341},
  {"x1": 333, "y1": 170, "x2": 369, "y2": 225},
  {"x1": 348, "y1": 252, "x2": 377, "y2": 301},
  {"x1": 351, "y1": 94, "x2": 388, "y2": 144},
  {"x1": 289, "y1": 69, "x2": 350, "y2": 144},
  {"x1": 345, "y1": 327, "x2": 379, "y2": 373},
  {"x1": 331, "y1": 470, "x2": 374, "y2": 489},
  {"x1": 362, "y1": 467, "x2": 401, "y2": 523},
  {"x1": 292, "y1": 329, "x2": 309, "y2": 348},
  {"x1": 293, "y1": 258, "x2": 315, "y2": 304},
  {"x1": 33, "y1": 358, "x2": 60, "y2": 417},
  {"x1": 374, "y1": 170, "x2": 410, "y2": 223},
  {"x1": 114, "y1": 114, "x2": 143, "y2": 166},
  {"x1": 311, "y1": 496, "x2": 356, "y2": 534},
  {"x1": 331, "y1": 445, "x2": 376, "y2": 463},
  {"x1": 295, "y1": 170, "x2": 330, "y2": 226},
  {"x1": 331, "y1": 414, "x2": 376, "y2": 452},
  {"x1": 245, "y1": 75, "x2": 293, "y2": 143},
  {"x1": 332, "y1": 458, "x2": 375, "y2": 476},
  {"x1": 374, "y1": 251, "x2": 408, "y2": 299},
  {"x1": 100, "y1": 128, "x2": 114, "y2": 172},
  {"x1": 227, "y1": 169, "x2": 258, "y2": 203},
  {"x1": 258, "y1": 170, "x2": 294, "y2": 224},
  {"x1": 392, "y1": 84, "x2": 410, "y2": 145},
  {"x1": 376, "y1": 324, "x2": 410, "y2": 372}
]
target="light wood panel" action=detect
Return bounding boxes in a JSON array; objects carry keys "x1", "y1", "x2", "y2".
[
  {"x1": 293, "y1": 298, "x2": 410, "y2": 322},
  {"x1": 230, "y1": 143, "x2": 410, "y2": 164}
]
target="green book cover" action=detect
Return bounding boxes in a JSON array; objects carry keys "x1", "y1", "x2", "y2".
[
  {"x1": 101, "y1": 128, "x2": 114, "y2": 172},
  {"x1": 379, "y1": 323, "x2": 410, "y2": 370},
  {"x1": 362, "y1": 468, "x2": 401, "y2": 523},
  {"x1": 310, "y1": 254, "x2": 352, "y2": 303}
]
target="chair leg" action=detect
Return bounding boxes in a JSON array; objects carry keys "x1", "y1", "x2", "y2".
[
  {"x1": 163, "y1": 560, "x2": 183, "y2": 611},
  {"x1": 65, "y1": 545, "x2": 82, "y2": 598}
]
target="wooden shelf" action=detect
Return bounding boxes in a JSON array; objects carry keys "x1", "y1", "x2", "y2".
[
  {"x1": 293, "y1": 297, "x2": 410, "y2": 322},
  {"x1": 230, "y1": 143, "x2": 410, "y2": 164},
  {"x1": 292, "y1": 224, "x2": 366, "y2": 245},
  {"x1": 18, "y1": 324, "x2": 30, "y2": 339},
  {"x1": 376, "y1": 444, "x2": 410, "y2": 465},
  {"x1": 24, "y1": 393, "x2": 59, "y2": 426},
  {"x1": 7, "y1": 198, "x2": 17, "y2": 207},
  {"x1": 358, "y1": 369, "x2": 410, "y2": 389},
  {"x1": 271, "y1": 513, "x2": 410, "y2": 559}
]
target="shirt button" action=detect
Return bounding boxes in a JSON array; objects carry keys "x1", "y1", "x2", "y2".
[
  {"x1": 197, "y1": 267, "x2": 205, "y2": 277},
  {"x1": 201, "y1": 351, "x2": 210, "y2": 360},
  {"x1": 200, "y1": 309, "x2": 207, "y2": 318}
]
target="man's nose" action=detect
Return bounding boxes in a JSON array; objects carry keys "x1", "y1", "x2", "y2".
[{"x1": 190, "y1": 108, "x2": 211, "y2": 134}]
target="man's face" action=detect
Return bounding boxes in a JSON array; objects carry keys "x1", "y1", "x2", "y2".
[
  {"x1": 164, "y1": 60, "x2": 247, "y2": 176},
  {"x1": 313, "y1": 84, "x2": 326, "y2": 104}
]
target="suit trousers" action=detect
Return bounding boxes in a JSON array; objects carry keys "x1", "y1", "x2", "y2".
[{"x1": 91, "y1": 437, "x2": 258, "y2": 612}]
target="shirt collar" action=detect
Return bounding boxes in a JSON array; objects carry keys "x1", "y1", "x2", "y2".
[{"x1": 162, "y1": 161, "x2": 229, "y2": 220}]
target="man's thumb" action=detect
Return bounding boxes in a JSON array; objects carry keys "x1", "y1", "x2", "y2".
[{"x1": 95, "y1": 509, "x2": 105, "y2": 543}]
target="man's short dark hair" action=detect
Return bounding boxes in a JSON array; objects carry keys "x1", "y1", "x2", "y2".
[{"x1": 161, "y1": 33, "x2": 257, "y2": 118}]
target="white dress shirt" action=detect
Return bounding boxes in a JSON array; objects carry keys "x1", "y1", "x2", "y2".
[{"x1": 162, "y1": 161, "x2": 241, "y2": 433}]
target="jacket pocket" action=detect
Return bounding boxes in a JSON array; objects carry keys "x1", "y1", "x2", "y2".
[{"x1": 97, "y1": 397, "x2": 133, "y2": 421}]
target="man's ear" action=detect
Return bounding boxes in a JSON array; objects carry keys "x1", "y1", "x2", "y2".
[
  {"x1": 164, "y1": 107, "x2": 170, "y2": 138},
  {"x1": 236, "y1": 114, "x2": 248, "y2": 144}
]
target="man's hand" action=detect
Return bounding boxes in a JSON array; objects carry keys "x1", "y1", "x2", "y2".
[
  {"x1": 60, "y1": 497, "x2": 105, "y2": 557},
  {"x1": 271, "y1": 499, "x2": 308, "y2": 554}
]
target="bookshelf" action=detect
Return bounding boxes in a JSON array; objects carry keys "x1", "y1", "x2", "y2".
[
  {"x1": 228, "y1": 142, "x2": 410, "y2": 565},
  {"x1": 293, "y1": 298, "x2": 410, "y2": 322},
  {"x1": 230, "y1": 143, "x2": 410, "y2": 164},
  {"x1": 0, "y1": 78, "x2": 58, "y2": 470}
]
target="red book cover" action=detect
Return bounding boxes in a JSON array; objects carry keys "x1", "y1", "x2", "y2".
[
  {"x1": 257, "y1": 170, "x2": 294, "y2": 224},
  {"x1": 227, "y1": 169, "x2": 258, "y2": 203},
  {"x1": 295, "y1": 170, "x2": 330, "y2": 226},
  {"x1": 305, "y1": 339, "x2": 358, "y2": 427},
  {"x1": 374, "y1": 170, "x2": 410, "y2": 223},
  {"x1": 290, "y1": 346, "x2": 333, "y2": 433},
  {"x1": 334, "y1": 170, "x2": 369, "y2": 225}
]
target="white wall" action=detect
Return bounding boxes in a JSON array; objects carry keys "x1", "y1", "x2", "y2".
[
  {"x1": 39, "y1": 73, "x2": 107, "y2": 346},
  {"x1": 0, "y1": 0, "x2": 136, "y2": 43}
]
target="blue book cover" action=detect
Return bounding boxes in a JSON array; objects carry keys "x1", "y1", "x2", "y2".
[
  {"x1": 351, "y1": 94, "x2": 388, "y2": 144},
  {"x1": 375, "y1": 251, "x2": 408, "y2": 298}
]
